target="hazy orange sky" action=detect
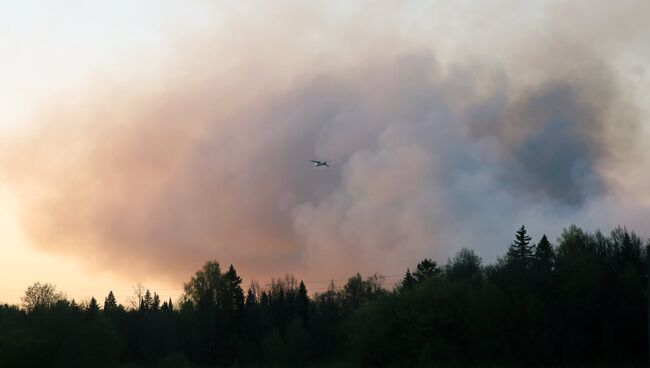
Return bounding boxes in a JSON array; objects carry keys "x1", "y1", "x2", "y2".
[{"x1": 1, "y1": 0, "x2": 649, "y2": 306}]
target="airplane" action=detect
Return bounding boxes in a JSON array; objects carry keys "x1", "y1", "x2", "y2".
[{"x1": 310, "y1": 160, "x2": 330, "y2": 167}]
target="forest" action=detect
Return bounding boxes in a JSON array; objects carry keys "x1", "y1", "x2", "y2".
[{"x1": 0, "y1": 224, "x2": 648, "y2": 367}]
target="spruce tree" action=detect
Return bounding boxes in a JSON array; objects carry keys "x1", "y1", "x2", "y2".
[
  {"x1": 86, "y1": 297, "x2": 100, "y2": 319},
  {"x1": 506, "y1": 225, "x2": 534, "y2": 270},
  {"x1": 297, "y1": 281, "x2": 310, "y2": 327},
  {"x1": 141, "y1": 289, "x2": 153, "y2": 312},
  {"x1": 224, "y1": 264, "x2": 245, "y2": 312},
  {"x1": 401, "y1": 269, "x2": 416, "y2": 291},
  {"x1": 533, "y1": 234, "x2": 555, "y2": 272},
  {"x1": 152, "y1": 293, "x2": 160, "y2": 311},
  {"x1": 246, "y1": 287, "x2": 258, "y2": 309},
  {"x1": 104, "y1": 291, "x2": 118, "y2": 313}
]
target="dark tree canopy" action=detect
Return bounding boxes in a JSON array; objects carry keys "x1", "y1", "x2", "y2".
[
  {"x1": 533, "y1": 234, "x2": 555, "y2": 272},
  {"x1": 86, "y1": 296, "x2": 100, "y2": 317},
  {"x1": 183, "y1": 260, "x2": 224, "y2": 307},
  {"x1": 413, "y1": 258, "x2": 441, "y2": 282},
  {"x1": 400, "y1": 268, "x2": 416, "y2": 291},
  {"x1": 223, "y1": 264, "x2": 245, "y2": 312},
  {"x1": 21, "y1": 282, "x2": 65, "y2": 312},
  {"x1": 0, "y1": 224, "x2": 648, "y2": 367},
  {"x1": 445, "y1": 248, "x2": 483, "y2": 285},
  {"x1": 103, "y1": 290, "x2": 119, "y2": 312}
]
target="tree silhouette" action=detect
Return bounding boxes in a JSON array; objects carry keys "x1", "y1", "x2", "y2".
[
  {"x1": 400, "y1": 269, "x2": 416, "y2": 291},
  {"x1": 152, "y1": 293, "x2": 160, "y2": 311},
  {"x1": 413, "y1": 258, "x2": 441, "y2": 282},
  {"x1": 223, "y1": 264, "x2": 245, "y2": 312},
  {"x1": 532, "y1": 234, "x2": 555, "y2": 272},
  {"x1": 506, "y1": 225, "x2": 534, "y2": 270},
  {"x1": 103, "y1": 291, "x2": 118, "y2": 313},
  {"x1": 86, "y1": 296, "x2": 100, "y2": 319},
  {"x1": 128, "y1": 283, "x2": 146, "y2": 310},
  {"x1": 141, "y1": 289, "x2": 153, "y2": 312},
  {"x1": 342, "y1": 273, "x2": 385, "y2": 310},
  {"x1": 21, "y1": 282, "x2": 65, "y2": 312},
  {"x1": 297, "y1": 280, "x2": 310, "y2": 327},
  {"x1": 183, "y1": 260, "x2": 223, "y2": 306},
  {"x1": 445, "y1": 248, "x2": 483, "y2": 286},
  {"x1": 0, "y1": 224, "x2": 647, "y2": 367}
]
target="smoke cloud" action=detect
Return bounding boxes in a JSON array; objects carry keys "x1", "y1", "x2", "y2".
[{"x1": 1, "y1": 1, "x2": 649, "y2": 284}]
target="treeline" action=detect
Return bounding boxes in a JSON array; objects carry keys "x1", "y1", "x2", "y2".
[{"x1": 0, "y1": 224, "x2": 648, "y2": 367}]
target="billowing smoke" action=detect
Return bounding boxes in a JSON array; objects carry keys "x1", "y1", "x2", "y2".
[{"x1": 1, "y1": 1, "x2": 649, "y2": 284}]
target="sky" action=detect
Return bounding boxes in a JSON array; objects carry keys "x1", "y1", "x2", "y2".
[{"x1": 0, "y1": 0, "x2": 649, "y2": 305}]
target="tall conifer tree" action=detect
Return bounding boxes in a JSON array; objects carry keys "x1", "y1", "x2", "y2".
[
  {"x1": 104, "y1": 291, "x2": 118, "y2": 313},
  {"x1": 506, "y1": 225, "x2": 534, "y2": 269},
  {"x1": 533, "y1": 234, "x2": 555, "y2": 272}
]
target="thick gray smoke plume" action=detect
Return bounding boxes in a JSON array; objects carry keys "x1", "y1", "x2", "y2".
[{"x1": 1, "y1": 1, "x2": 649, "y2": 284}]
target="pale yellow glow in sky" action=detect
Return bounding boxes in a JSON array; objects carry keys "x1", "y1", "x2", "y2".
[
  {"x1": 0, "y1": 185, "x2": 172, "y2": 305},
  {"x1": 0, "y1": 1, "x2": 221, "y2": 305}
]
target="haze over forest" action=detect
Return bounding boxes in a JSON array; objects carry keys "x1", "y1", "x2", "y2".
[{"x1": 0, "y1": 0, "x2": 649, "y2": 304}]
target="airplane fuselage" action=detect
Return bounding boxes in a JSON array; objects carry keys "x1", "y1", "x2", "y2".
[{"x1": 311, "y1": 160, "x2": 330, "y2": 167}]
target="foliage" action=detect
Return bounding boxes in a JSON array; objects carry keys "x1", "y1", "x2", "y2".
[
  {"x1": 21, "y1": 282, "x2": 65, "y2": 312},
  {"x1": 506, "y1": 224, "x2": 534, "y2": 270},
  {"x1": 0, "y1": 225, "x2": 648, "y2": 366}
]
